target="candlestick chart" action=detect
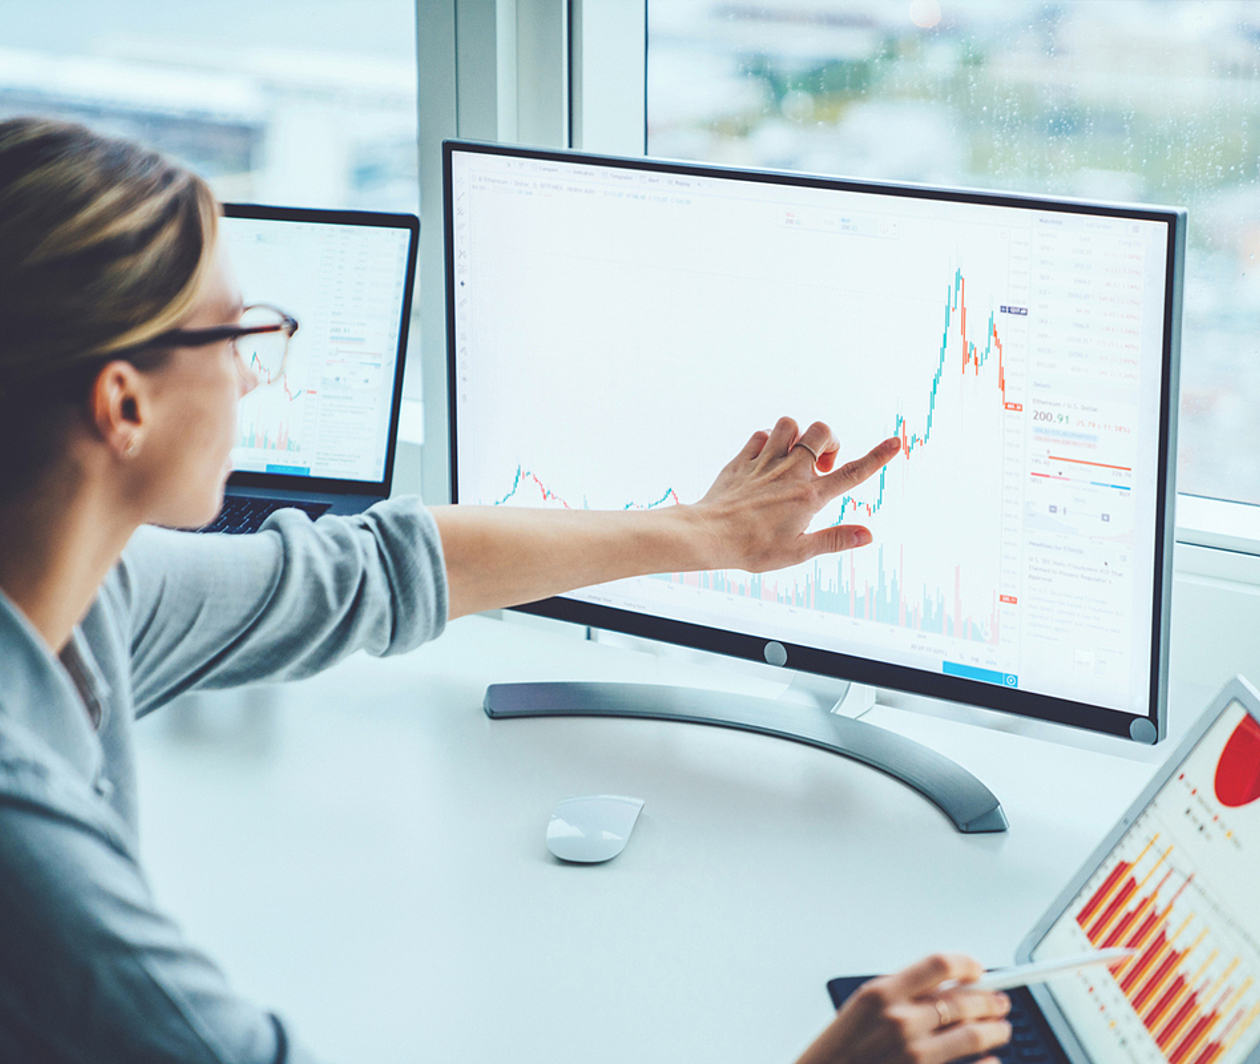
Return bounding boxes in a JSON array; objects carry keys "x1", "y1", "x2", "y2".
[
  {"x1": 236, "y1": 352, "x2": 316, "y2": 455},
  {"x1": 491, "y1": 264, "x2": 1017, "y2": 647}
]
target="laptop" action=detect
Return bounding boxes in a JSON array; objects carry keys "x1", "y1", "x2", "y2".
[
  {"x1": 828, "y1": 675, "x2": 1260, "y2": 1064},
  {"x1": 200, "y1": 203, "x2": 418, "y2": 534}
]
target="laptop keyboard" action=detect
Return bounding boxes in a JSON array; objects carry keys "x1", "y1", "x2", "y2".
[{"x1": 197, "y1": 496, "x2": 331, "y2": 535}]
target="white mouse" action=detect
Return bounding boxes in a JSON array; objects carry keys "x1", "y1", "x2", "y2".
[{"x1": 545, "y1": 795, "x2": 644, "y2": 864}]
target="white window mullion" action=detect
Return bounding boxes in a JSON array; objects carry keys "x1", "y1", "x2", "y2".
[
  {"x1": 570, "y1": 0, "x2": 646, "y2": 155},
  {"x1": 514, "y1": 0, "x2": 568, "y2": 146}
]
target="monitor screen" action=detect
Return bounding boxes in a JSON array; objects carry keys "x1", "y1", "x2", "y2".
[
  {"x1": 445, "y1": 142, "x2": 1183, "y2": 740},
  {"x1": 220, "y1": 209, "x2": 414, "y2": 486},
  {"x1": 1030, "y1": 699, "x2": 1260, "y2": 1064}
]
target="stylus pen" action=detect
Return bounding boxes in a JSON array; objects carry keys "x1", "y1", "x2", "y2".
[{"x1": 965, "y1": 948, "x2": 1137, "y2": 992}]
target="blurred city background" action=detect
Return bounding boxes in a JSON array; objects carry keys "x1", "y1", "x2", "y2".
[
  {"x1": 3, "y1": 0, "x2": 1258, "y2": 501},
  {"x1": 649, "y1": 0, "x2": 1260, "y2": 505}
]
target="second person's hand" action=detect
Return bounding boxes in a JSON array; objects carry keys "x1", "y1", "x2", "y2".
[{"x1": 795, "y1": 953, "x2": 1014, "y2": 1064}]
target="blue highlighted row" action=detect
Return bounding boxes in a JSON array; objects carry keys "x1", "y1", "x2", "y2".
[
  {"x1": 265, "y1": 464, "x2": 310, "y2": 476},
  {"x1": 943, "y1": 661, "x2": 1018, "y2": 688}
]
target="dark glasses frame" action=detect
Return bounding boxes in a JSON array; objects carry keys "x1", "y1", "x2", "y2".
[
  {"x1": 18, "y1": 303, "x2": 301, "y2": 401},
  {"x1": 114, "y1": 302, "x2": 299, "y2": 357}
]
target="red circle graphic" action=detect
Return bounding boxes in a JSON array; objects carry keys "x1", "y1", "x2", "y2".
[{"x1": 1214, "y1": 714, "x2": 1260, "y2": 808}]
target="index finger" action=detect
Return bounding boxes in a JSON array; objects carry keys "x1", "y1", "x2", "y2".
[
  {"x1": 817, "y1": 436, "x2": 902, "y2": 501},
  {"x1": 883, "y1": 953, "x2": 986, "y2": 999}
]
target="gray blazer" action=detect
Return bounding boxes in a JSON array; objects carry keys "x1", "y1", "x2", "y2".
[{"x1": 0, "y1": 499, "x2": 448, "y2": 1062}]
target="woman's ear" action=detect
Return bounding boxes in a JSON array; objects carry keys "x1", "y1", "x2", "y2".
[{"x1": 90, "y1": 361, "x2": 148, "y2": 460}]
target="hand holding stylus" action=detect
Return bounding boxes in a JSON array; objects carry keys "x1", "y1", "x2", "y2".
[{"x1": 796, "y1": 954, "x2": 1012, "y2": 1064}]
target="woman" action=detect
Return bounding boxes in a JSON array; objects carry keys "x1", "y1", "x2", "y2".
[{"x1": 0, "y1": 117, "x2": 1012, "y2": 1063}]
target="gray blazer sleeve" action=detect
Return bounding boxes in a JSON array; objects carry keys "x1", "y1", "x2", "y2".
[
  {"x1": 117, "y1": 497, "x2": 448, "y2": 716},
  {"x1": 0, "y1": 765, "x2": 327, "y2": 1064}
]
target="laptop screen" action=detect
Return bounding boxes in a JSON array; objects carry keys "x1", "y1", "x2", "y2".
[
  {"x1": 219, "y1": 210, "x2": 414, "y2": 486},
  {"x1": 1032, "y1": 699, "x2": 1260, "y2": 1064}
]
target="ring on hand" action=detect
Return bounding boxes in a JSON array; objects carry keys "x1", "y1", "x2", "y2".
[
  {"x1": 933, "y1": 998, "x2": 954, "y2": 1029},
  {"x1": 792, "y1": 441, "x2": 821, "y2": 462}
]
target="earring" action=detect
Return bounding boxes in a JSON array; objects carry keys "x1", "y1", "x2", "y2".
[{"x1": 123, "y1": 436, "x2": 140, "y2": 459}]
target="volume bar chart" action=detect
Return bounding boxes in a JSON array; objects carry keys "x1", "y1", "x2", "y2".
[
  {"x1": 1076, "y1": 836, "x2": 1260, "y2": 1064},
  {"x1": 666, "y1": 546, "x2": 999, "y2": 645},
  {"x1": 239, "y1": 420, "x2": 301, "y2": 453}
]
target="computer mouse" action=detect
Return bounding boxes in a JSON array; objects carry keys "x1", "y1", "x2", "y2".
[{"x1": 545, "y1": 794, "x2": 644, "y2": 864}]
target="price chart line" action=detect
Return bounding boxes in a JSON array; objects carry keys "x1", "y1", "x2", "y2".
[
  {"x1": 248, "y1": 353, "x2": 316, "y2": 403},
  {"x1": 1075, "y1": 835, "x2": 1259, "y2": 1064},
  {"x1": 239, "y1": 353, "x2": 313, "y2": 453},
  {"x1": 495, "y1": 267, "x2": 1014, "y2": 527},
  {"x1": 488, "y1": 269, "x2": 1015, "y2": 643},
  {"x1": 835, "y1": 267, "x2": 1014, "y2": 524},
  {"x1": 494, "y1": 465, "x2": 681, "y2": 511}
]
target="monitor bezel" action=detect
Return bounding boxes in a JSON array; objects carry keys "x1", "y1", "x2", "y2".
[
  {"x1": 222, "y1": 202, "x2": 419, "y2": 497},
  {"x1": 443, "y1": 138, "x2": 1184, "y2": 742}
]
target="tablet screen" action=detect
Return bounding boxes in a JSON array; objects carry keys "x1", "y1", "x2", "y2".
[{"x1": 1032, "y1": 699, "x2": 1260, "y2": 1064}]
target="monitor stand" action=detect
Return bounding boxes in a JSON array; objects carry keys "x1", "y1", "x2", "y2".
[{"x1": 484, "y1": 675, "x2": 1009, "y2": 834}]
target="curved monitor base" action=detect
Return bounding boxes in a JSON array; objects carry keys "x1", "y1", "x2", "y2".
[{"x1": 484, "y1": 681, "x2": 1008, "y2": 834}]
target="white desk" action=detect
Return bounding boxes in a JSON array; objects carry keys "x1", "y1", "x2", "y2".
[{"x1": 133, "y1": 614, "x2": 1200, "y2": 1063}]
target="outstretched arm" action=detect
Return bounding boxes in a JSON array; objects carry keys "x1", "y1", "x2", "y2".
[{"x1": 432, "y1": 417, "x2": 901, "y2": 621}]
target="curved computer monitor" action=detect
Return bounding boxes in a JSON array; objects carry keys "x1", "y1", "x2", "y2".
[{"x1": 443, "y1": 140, "x2": 1184, "y2": 765}]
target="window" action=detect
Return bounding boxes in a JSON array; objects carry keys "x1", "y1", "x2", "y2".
[
  {"x1": 0, "y1": 1, "x2": 418, "y2": 212},
  {"x1": 648, "y1": 0, "x2": 1260, "y2": 505}
]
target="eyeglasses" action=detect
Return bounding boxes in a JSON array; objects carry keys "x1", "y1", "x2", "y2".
[
  {"x1": 140, "y1": 303, "x2": 300, "y2": 382},
  {"x1": 14, "y1": 303, "x2": 301, "y2": 403}
]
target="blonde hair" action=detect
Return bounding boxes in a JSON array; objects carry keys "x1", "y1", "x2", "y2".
[{"x1": 0, "y1": 117, "x2": 219, "y2": 493}]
